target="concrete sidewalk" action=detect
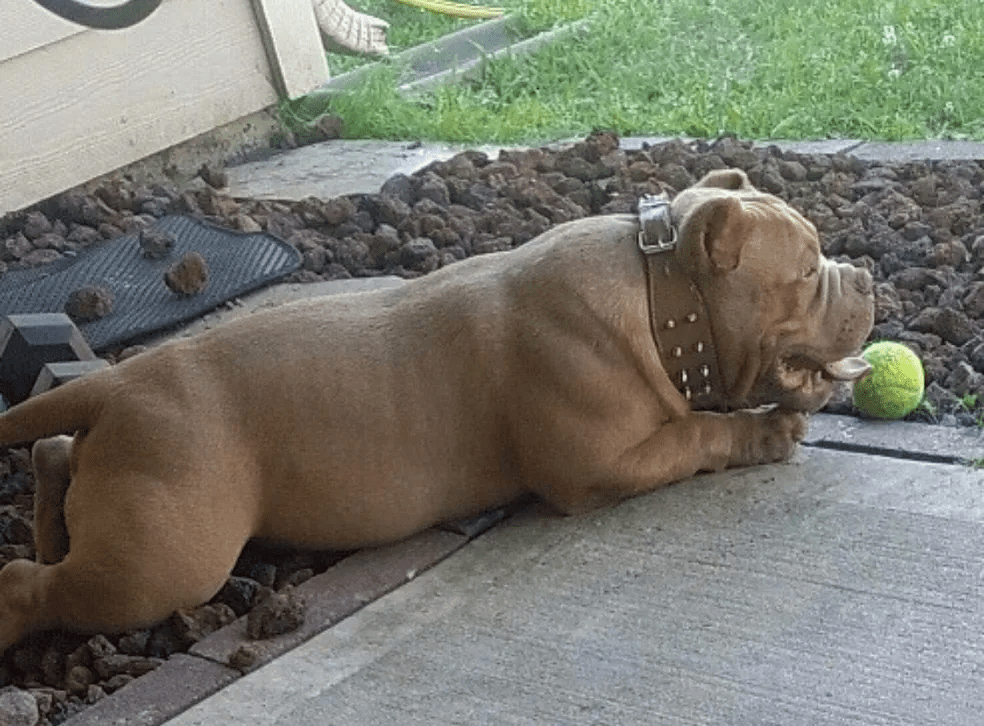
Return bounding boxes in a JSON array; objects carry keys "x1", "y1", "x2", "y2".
[
  {"x1": 162, "y1": 435, "x2": 984, "y2": 725},
  {"x1": 60, "y1": 136, "x2": 984, "y2": 726}
]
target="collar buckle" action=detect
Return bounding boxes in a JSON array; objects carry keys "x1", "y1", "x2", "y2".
[{"x1": 637, "y1": 193, "x2": 677, "y2": 254}]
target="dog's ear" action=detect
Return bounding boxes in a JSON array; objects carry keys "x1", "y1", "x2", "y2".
[
  {"x1": 694, "y1": 169, "x2": 754, "y2": 192},
  {"x1": 680, "y1": 196, "x2": 746, "y2": 272}
]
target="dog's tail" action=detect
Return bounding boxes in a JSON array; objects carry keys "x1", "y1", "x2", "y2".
[{"x1": 0, "y1": 371, "x2": 111, "y2": 446}]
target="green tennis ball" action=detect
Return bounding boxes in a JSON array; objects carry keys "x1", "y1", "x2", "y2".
[{"x1": 852, "y1": 342, "x2": 925, "y2": 420}]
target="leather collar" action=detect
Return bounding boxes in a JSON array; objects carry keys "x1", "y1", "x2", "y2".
[{"x1": 637, "y1": 194, "x2": 725, "y2": 410}]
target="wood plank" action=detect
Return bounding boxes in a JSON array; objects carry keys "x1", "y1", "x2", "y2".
[
  {"x1": 2, "y1": 0, "x2": 160, "y2": 62},
  {"x1": 249, "y1": 0, "x2": 330, "y2": 98},
  {"x1": 0, "y1": 0, "x2": 278, "y2": 212}
]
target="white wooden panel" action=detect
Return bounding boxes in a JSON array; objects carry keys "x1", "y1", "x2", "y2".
[
  {"x1": 250, "y1": 0, "x2": 330, "y2": 98},
  {"x1": 2, "y1": 0, "x2": 151, "y2": 62},
  {"x1": 0, "y1": 0, "x2": 280, "y2": 212},
  {"x1": 3, "y1": 0, "x2": 84, "y2": 62}
]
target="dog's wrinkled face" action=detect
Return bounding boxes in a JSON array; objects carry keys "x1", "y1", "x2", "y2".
[{"x1": 672, "y1": 169, "x2": 875, "y2": 413}]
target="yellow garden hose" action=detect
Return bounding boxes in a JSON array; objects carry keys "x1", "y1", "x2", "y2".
[{"x1": 394, "y1": 0, "x2": 503, "y2": 19}]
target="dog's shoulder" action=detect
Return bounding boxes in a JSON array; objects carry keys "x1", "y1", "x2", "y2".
[
  {"x1": 536, "y1": 213, "x2": 639, "y2": 247},
  {"x1": 508, "y1": 213, "x2": 642, "y2": 280}
]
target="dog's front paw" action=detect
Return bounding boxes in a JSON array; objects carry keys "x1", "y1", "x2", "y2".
[{"x1": 730, "y1": 409, "x2": 807, "y2": 468}]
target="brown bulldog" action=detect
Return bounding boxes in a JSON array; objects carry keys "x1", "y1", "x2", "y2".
[{"x1": 0, "y1": 169, "x2": 874, "y2": 653}]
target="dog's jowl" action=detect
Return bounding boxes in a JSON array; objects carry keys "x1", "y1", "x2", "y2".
[{"x1": 0, "y1": 170, "x2": 874, "y2": 653}]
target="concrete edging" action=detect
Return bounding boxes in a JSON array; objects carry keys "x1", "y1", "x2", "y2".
[
  {"x1": 63, "y1": 528, "x2": 480, "y2": 725},
  {"x1": 618, "y1": 136, "x2": 984, "y2": 162},
  {"x1": 806, "y1": 413, "x2": 984, "y2": 466}
]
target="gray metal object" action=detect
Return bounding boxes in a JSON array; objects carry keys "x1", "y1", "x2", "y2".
[
  {"x1": 31, "y1": 0, "x2": 162, "y2": 29},
  {"x1": 0, "y1": 313, "x2": 97, "y2": 407},
  {"x1": 30, "y1": 359, "x2": 111, "y2": 398}
]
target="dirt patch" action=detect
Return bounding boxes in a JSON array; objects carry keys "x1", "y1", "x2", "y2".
[{"x1": 1, "y1": 132, "x2": 983, "y2": 723}]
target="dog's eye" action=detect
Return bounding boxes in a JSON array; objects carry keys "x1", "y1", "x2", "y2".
[{"x1": 804, "y1": 266, "x2": 819, "y2": 278}]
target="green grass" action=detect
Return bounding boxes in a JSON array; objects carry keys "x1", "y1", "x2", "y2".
[{"x1": 287, "y1": 0, "x2": 984, "y2": 144}]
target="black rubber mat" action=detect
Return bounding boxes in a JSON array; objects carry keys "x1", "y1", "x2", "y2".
[{"x1": 0, "y1": 215, "x2": 301, "y2": 351}]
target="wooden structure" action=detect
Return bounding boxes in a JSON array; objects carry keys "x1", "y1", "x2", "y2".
[{"x1": 1, "y1": 0, "x2": 329, "y2": 213}]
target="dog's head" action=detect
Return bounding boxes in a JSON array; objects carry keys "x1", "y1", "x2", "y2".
[{"x1": 671, "y1": 169, "x2": 874, "y2": 413}]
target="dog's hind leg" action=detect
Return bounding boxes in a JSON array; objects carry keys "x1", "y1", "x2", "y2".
[
  {"x1": 0, "y1": 511, "x2": 247, "y2": 654},
  {"x1": 32, "y1": 436, "x2": 74, "y2": 564},
  {"x1": 0, "y1": 462, "x2": 256, "y2": 655},
  {"x1": 0, "y1": 552, "x2": 231, "y2": 654}
]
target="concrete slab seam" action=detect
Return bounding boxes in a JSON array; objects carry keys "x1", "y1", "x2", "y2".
[{"x1": 802, "y1": 440, "x2": 969, "y2": 467}]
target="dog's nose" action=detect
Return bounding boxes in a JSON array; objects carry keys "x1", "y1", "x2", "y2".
[{"x1": 840, "y1": 263, "x2": 873, "y2": 296}]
